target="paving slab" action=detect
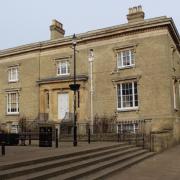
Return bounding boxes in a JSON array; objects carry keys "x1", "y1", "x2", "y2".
[
  {"x1": 0, "y1": 141, "x2": 119, "y2": 166},
  {"x1": 106, "y1": 144, "x2": 180, "y2": 180}
]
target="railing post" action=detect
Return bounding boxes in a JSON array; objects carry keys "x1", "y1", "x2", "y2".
[
  {"x1": 55, "y1": 129, "x2": 58, "y2": 148},
  {"x1": 149, "y1": 131, "x2": 152, "y2": 151},
  {"x1": 142, "y1": 132, "x2": 145, "y2": 149},
  {"x1": 117, "y1": 131, "x2": 120, "y2": 142},
  {"x1": 88, "y1": 128, "x2": 91, "y2": 144},
  {"x1": 29, "y1": 130, "x2": 31, "y2": 145},
  {"x1": 135, "y1": 132, "x2": 138, "y2": 146},
  {"x1": 1, "y1": 142, "x2": 5, "y2": 156}
]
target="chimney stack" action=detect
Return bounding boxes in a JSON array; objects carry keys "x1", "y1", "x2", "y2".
[
  {"x1": 50, "y1": 19, "x2": 65, "y2": 40},
  {"x1": 127, "y1": 5, "x2": 145, "y2": 23}
]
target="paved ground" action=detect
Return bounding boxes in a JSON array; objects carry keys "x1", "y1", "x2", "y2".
[
  {"x1": 1, "y1": 142, "x2": 180, "y2": 180},
  {"x1": 106, "y1": 145, "x2": 180, "y2": 180},
  {"x1": 0, "y1": 141, "x2": 118, "y2": 166}
]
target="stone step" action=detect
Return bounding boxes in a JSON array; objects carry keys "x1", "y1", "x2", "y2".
[
  {"x1": 47, "y1": 149, "x2": 149, "y2": 180},
  {"x1": 79, "y1": 152, "x2": 155, "y2": 180},
  {"x1": 0, "y1": 144, "x2": 135, "y2": 179},
  {"x1": 14, "y1": 149, "x2": 148, "y2": 180},
  {"x1": 0, "y1": 142, "x2": 127, "y2": 171}
]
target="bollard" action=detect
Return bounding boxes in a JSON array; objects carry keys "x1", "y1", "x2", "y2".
[
  {"x1": 1, "y1": 142, "x2": 5, "y2": 156},
  {"x1": 88, "y1": 128, "x2": 91, "y2": 144},
  {"x1": 55, "y1": 129, "x2": 58, "y2": 148}
]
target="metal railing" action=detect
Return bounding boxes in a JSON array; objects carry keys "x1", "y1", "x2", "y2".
[{"x1": 0, "y1": 119, "x2": 153, "y2": 152}]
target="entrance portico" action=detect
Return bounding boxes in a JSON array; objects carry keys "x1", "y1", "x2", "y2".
[{"x1": 38, "y1": 75, "x2": 88, "y2": 123}]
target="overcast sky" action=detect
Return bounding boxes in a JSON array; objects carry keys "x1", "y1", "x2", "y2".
[{"x1": 0, "y1": 0, "x2": 179, "y2": 50}]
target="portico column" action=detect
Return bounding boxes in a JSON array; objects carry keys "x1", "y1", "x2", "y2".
[{"x1": 48, "y1": 90, "x2": 53, "y2": 121}]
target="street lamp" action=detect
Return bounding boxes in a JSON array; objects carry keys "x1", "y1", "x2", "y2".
[
  {"x1": 88, "y1": 49, "x2": 94, "y2": 134},
  {"x1": 69, "y1": 34, "x2": 80, "y2": 146}
]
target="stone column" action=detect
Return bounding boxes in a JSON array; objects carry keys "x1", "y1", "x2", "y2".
[{"x1": 48, "y1": 90, "x2": 53, "y2": 121}]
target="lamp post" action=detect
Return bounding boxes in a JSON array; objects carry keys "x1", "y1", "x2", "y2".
[
  {"x1": 69, "y1": 34, "x2": 80, "y2": 146},
  {"x1": 88, "y1": 49, "x2": 94, "y2": 134}
]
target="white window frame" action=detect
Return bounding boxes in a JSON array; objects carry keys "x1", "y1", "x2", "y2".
[
  {"x1": 117, "y1": 49, "x2": 135, "y2": 69},
  {"x1": 56, "y1": 60, "x2": 70, "y2": 76},
  {"x1": 178, "y1": 81, "x2": 180, "y2": 107},
  {"x1": 7, "y1": 92, "x2": 19, "y2": 115},
  {"x1": 117, "y1": 81, "x2": 138, "y2": 111},
  {"x1": 8, "y1": 66, "x2": 19, "y2": 82},
  {"x1": 173, "y1": 80, "x2": 178, "y2": 110}
]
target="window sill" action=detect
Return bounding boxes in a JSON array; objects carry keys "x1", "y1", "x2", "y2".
[
  {"x1": 6, "y1": 113, "x2": 19, "y2": 116},
  {"x1": 8, "y1": 80, "x2": 19, "y2": 83},
  {"x1": 117, "y1": 65, "x2": 135, "y2": 70},
  {"x1": 57, "y1": 74, "x2": 70, "y2": 76},
  {"x1": 117, "y1": 107, "x2": 139, "y2": 112}
]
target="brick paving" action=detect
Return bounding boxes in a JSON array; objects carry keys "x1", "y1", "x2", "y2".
[{"x1": 106, "y1": 145, "x2": 180, "y2": 180}]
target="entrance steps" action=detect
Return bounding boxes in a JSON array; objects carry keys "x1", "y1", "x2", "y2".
[{"x1": 0, "y1": 143, "x2": 155, "y2": 180}]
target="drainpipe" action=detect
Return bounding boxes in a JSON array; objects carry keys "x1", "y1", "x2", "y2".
[{"x1": 88, "y1": 49, "x2": 94, "y2": 134}]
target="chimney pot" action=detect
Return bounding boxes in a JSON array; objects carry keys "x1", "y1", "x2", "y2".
[
  {"x1": 127, "y1": 5, "x2": 145, "y2": 23},
  {"x1": 50, "y1": 19, "x2": 65, "y2": 40}
]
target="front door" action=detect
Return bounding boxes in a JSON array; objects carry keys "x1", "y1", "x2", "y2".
[{"x1": 58, "y1": 93, "x2": 69, "y2": 119}]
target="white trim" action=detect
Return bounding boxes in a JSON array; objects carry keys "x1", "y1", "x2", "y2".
[
  {"x1": 179, "y1": 81, "x2": 180, "y2": 104},
  {"x1": 132, "y1": 82, "x2": 135, "y2": 107},
  {"x1": 173, "y1": 80, "x2": 177, "y2": 110},
  {"x1": 117, "y1": 107, "x2": 139, "y2": 112}
]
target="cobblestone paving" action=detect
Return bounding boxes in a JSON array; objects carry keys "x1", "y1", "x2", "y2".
[{"x1": 107, "y1": 145, "x2": 180, "y2": 180}]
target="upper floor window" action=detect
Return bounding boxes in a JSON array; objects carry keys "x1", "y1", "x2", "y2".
[
  {"x1": 117, "y1": 49, "x2": 135, "y2": 69},
  {"x1": 8, "y1": 66, "x2": 19, "y2": 82},
  {"x1": 56, "y1": 60, "x2": 70, "y2": 76},
  {"x1": 7, "y1": 92, "x2": 19, "y2": 114},
  {"x1": 117, "y1": 81, "x2": 138, "y2": 110}
]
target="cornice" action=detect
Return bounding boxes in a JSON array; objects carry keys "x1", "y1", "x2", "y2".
[
  {"x1": 0, "y1": 16, "x2": 179, "y2": 58},
  {"x1": 37, "y1": 74, "x2": 88, "y2": 85}
]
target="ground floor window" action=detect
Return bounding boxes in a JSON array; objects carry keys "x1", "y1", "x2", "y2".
[
  {"x1": 117, "y1": 123, "x2": 138, "y2": 134},
  {"x1": 7, "y1": 92, "x2": 19, "y2": 114},
  {"x1": 117, "y1": 81, "x2": 138, "y2": 110}
]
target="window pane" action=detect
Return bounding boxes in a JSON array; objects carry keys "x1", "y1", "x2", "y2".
[
  {"x1": 131, "y1": 51, "x2": 134, "y2": 65},
  {"x1": 117, "y1": 49, "x2": 134, "y2": 68},
  {"x1": 117, "y1": 81, "x2": 138, "y2": 109},
  {"x1": 117, "y1": 53, "x2": 122, "y2": 67},
  {"x1": 8, "y1": 67, "x2": 18, "y2": 81},
  {"x1": 57, "y1": 60, "x2": 69, "y2": 75},
  {"x1": 7, "y1": 92, "x2": 19, "y2": 113},
  {"x1": 61, "y1": 62, "x2": 67, "y2": 74}
]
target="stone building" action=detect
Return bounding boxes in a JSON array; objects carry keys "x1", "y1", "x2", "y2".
[{"x1": 0, "y1": 6, "x2": 180, "y2": 146}]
